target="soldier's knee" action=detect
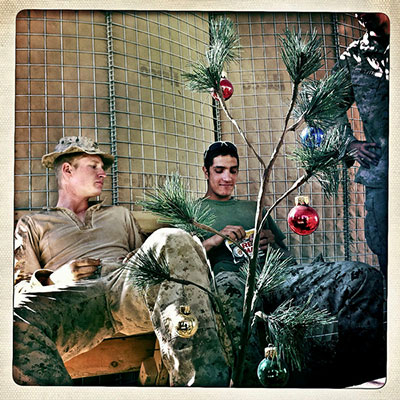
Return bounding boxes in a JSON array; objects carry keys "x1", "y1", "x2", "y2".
[
  {"x1": 340, "y1": 261, "x2": 384, "y2": 294},
  {"x1": 147, "y1": 227, "x2": 194, "y2": 248}
]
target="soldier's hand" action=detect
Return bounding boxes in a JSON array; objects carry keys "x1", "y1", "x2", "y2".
[
  {"x1": 202, "y1": 225, "x2": 246, "y2": 252},
  {"x1": 348, "y1": 141, "x2": 380, "y2": 168},
  {"x1": 49, "y1": 258, "x2": 101, "y2": 284},
  {"x1": 259, "y1": 229, "x2": 275, "y2": 252},
  {"x1": 219, "y1": 225, "x2": 246, "y2": 242}
]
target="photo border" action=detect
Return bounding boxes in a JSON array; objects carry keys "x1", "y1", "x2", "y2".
[{"x1": 1, "y1": 1, "x2": 398, "y2": 399}]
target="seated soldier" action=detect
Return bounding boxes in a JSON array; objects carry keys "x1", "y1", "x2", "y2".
[
  {"x1": 201, "y1": 141, "x2": 291, "y2": 275},
  {"x1": 13, "y1": 136, "x2": 229, "y2": 387},
  {"x1": 199, "y1": 141, "x2": 386, "y2": 387}
]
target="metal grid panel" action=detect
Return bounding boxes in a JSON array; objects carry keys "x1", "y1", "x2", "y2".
[
  {"x1": 107, "y1": 11, "x2": 213, "y2": 208},
  {"x1": 15, "y1": 10, "x2": 112, "y2": 212},
  {"x1": 214, "y1": 12, "x2": 378, "y2": 265},
  {"x1": 15, "y1": 10, "x2": 213, "y2": 216},
  {"x1": 14, "y1": 10, "x2": 378, "y2": 267}
]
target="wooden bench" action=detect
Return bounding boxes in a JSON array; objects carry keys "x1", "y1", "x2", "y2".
[
  {"x1": 64, "y1": 333, "x2": 168, "y2": 385},
  {"x1": 14, "y1": 209, "x2": 169, "y2": 386}
]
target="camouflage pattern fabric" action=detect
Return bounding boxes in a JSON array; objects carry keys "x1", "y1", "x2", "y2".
[
  {"x1": 364, "y1": 187, "x2": 388, "y2": 275},
  {"x1": 13, "y1": 228, "x2": 229, "y2": 386},
  {"x1": 211, "y1": 259, "x2": 385, "y2": 388},
  {"x1": 335, "y1": 32, "x2": 389, "y2": 274},
  {"x1": 263, "y1": 259, "x2": 386, "y2": 387},
  {"x1": 214, "y1": 271, "x2": 264, "y2": 387},
  {"x1": 140, "y1": 228, "x2": 229, "y2": 386},
  {"x1": 337, "y1": 31, "x2": 389, "y2": 189}
]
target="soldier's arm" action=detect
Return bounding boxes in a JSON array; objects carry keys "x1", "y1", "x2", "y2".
[
  {"x1": 14, "y1": 216, "x2": 49, "y2": 293},
  {"x1": 202, "y1": 225, "x2": 246, "y2": 253}
]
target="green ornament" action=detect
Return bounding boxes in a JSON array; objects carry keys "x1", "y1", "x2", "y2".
[{"x1": 257, "y1": 346, "x2": 290, "y2": 387}]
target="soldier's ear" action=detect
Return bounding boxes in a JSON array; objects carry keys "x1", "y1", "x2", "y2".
[
  {"x1": 62, "y1": 162, "x2": 73, "y2": 177},
  {"x1": 202, "y1": 166, "x2": 209, "y2": 179}
]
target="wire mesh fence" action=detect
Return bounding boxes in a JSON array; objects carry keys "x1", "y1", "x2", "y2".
[
  {"x1": 14, "y1": 10, "x2": 379, "y2": 267},
  {"x1": 213, "y1": 12, "x2": 378, "y2": 266},
  {"x1": 15, "y1": 10, "x2": 213, "y2": 215}
]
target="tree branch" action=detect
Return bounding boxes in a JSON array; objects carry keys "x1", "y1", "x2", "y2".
[
  {"x1": 216, "y1": 90, "x2": 266, "y2": 169},
  {"x1": 258, "y1": 173, "x2": 311, "y2": 235}
]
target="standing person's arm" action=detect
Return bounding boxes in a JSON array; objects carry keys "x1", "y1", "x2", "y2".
[{"x1": 333, "y1": 57, "x2": 380, "y2": 168}]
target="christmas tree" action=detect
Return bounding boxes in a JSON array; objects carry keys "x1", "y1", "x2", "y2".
[{"x1": 124, "y1": 16, "x2": 352, "y2": 387}]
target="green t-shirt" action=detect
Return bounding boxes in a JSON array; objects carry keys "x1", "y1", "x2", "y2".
[{"x1": 200, "y1": 198, "x2": 286, "y2": 274}]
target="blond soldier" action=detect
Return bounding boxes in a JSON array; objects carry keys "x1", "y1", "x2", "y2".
[{"x1": 13, "y1": 136, "x2": 228, "y2": 386}]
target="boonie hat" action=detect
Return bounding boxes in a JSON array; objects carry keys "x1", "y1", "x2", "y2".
[{"x1": 41, "y1": 136, "x2": 115, "y2": 169}]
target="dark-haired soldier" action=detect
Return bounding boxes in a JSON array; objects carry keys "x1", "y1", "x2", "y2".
[{"x1": 199, "y1": 141, "x2": 386, "y2": 387}]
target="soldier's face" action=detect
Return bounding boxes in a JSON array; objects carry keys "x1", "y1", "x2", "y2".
[
  {"x1": 203, "y1": 155, "x2": 239, "y2": 201},
  {"x1": 66, "y1": 155, "x2": 107, "y2": 199},
  {"x1": 356, "y1": 13, "x2": 390, "y2": 37}
]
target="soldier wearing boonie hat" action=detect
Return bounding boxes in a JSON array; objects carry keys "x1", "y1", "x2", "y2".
[
  {"x1": 41, "y1": 136, "x2": 114, "y2": 169},
  {"x1": 13, "y1": 136, "x2": 229, "y2": 386}
]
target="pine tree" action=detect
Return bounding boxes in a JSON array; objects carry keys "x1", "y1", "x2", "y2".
[{"x1": 124, "y1": 17, "x2": 351, "y2": 387}]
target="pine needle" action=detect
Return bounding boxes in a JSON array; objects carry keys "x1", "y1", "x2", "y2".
[
  {"x1": 124, "y1": 247, "x2": 171, "y2": 291},
  {"x1": 279, "y1": 28, "x2": 323, "y2": 84},
  {"x1": 138, "y1": 173, "x2": 215, "y2": 237},
  {"x1": 256, "y1": 296, "x2": 336, "y2": 371},
  {"x1": 238, "y1": 247, "x2": 295, "y2": 297},
  {"x1": 293, "y1": 68, "x2": 353, "y2": 130},
  {"x1": 289, "y1": 126, "x2": 351, "y2": 197},
  {"x1": 182, "y1": 16, "x2": 240, "y2": 93},
  {"x1": 208, "y1": 16, "x2": 241, "y2": 69}
]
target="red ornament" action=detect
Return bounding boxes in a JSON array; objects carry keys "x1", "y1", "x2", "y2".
[
  {"x1": 287, "y1": 196, "x2": 319, "y2": 236},
  {"x1": 212, "y1": 78, "x2": 234, "y2": 101}
]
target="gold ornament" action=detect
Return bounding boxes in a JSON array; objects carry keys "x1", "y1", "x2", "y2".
[{"x1": 174, "y1": 305, "x2": 199, "y2": 338}]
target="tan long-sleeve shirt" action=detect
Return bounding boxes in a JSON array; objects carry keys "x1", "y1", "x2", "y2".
[{"x1": 14, "y1": 202, "x2": 142, "y2": 292}]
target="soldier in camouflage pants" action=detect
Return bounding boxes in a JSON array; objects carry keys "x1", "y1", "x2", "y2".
[
  {"x1": 199, "y1": 141, "x2": 386, "y2": 387},
  {"x1": 13, "y1": 136, "x2": 229, "y2": 386},
  {"x1": 336, "y1": 13, "x2": 389, "y2": 277}
]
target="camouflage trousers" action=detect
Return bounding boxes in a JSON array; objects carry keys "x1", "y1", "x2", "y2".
[
  {"x1": 13, "y1": 228, "x2": 386, "y2": 388},
  {"x1": 13, "y1": 228, "x2": 229, "y2": 386},
  {"x1": 262, "y1": 259, "x2": 386, "y2": 387},
  {"x1": 364, "y1": 186, "x2": 388, "y2": 277},
  {"x1": 214, "y1": 258, "x2": 386, "y2": 388}
]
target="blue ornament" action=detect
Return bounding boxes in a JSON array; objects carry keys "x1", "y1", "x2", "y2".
[{"x1": 300, "y1": 126, "x2": 324, "y2": 148}]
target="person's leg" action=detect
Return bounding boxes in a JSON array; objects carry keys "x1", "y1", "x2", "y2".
[
  {"x1": 364, "y1": 186, "x2": 388, "y2": 277},
  {"x1": 264, "y1": 259, "x2": 386, "y2": 388},
  {"x1": 13, "y1": 280, "x2": 116, "y2": 385},
  {"x1": 129, "y1": 228, "x2": 230, "y2": 387},
  {"x1": 215, "y1": 271, "x2": 263, "y2": 387}
]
